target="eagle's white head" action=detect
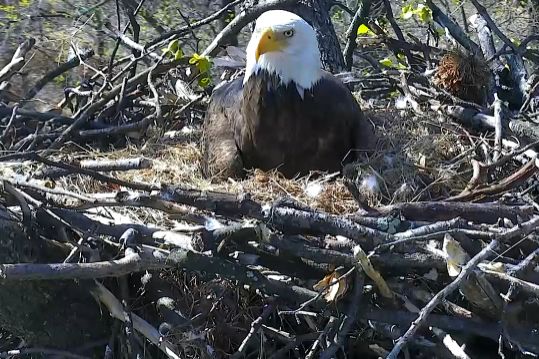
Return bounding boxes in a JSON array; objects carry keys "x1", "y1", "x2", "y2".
[{"x1": 243, "y1": 10, "x2": 323, "y2": 97}]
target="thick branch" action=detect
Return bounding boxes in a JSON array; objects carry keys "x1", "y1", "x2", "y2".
[
  {"x1": 0, "y1": 38, "x2": 36, "y2": 83},
  {"x1": 0, "y1": 248, "x2": 169, "y2": 281},
  {"x1": 425, "y1": 0, "x2": 479, "y2": 54},
  {"x1": 343, "y1": 0, "x2": 372, "y2": 70},
  {"x1": 370, "y1": 201, "x2": 532, "y2": 224}
]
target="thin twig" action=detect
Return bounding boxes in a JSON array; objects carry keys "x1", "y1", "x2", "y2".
[
  {"x1": 146, "y1": 0, "x2": 243, "y2": 48},
  {"x1": 0, "y1": 105, "x2": 18, "y2": 145},
  {"x1": 231, "y1": 302, "x2": 276, "y2": 358},
  {"x1": 386, "y1": 239, "x2": 499, "y2": 359}
]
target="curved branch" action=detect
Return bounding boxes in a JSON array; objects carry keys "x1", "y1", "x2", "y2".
[
  {"x1": 343, "y1": 0, "x2": 372, "y2": 71},
  {"x1": 202, "y1": 0, "x2": 299, "y2": 57},
  {"x1": 147, "y1": 0, "x2": 243, "y2": 48}
]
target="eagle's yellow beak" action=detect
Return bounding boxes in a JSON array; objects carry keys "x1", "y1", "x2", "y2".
[{"x1": 255, "y1": 28, "x2": 285, "y2": 61}]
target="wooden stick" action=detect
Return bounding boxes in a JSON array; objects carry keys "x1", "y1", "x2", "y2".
[
  {"x1": 32, "y1": 155, "x2": 157, "y2": 191},
  {"x1": 91, "y1": 281, "x2": 182, "y2": 359},
  {"x1": 43, "y1": 57, "x2": 187, "y2": 154},
  {"x1": 342, "y1": 0, "x2": 372, "y2": 71},
  {"x1": 0, "y1": 38, "x2": 35, "y2": 82},
  {"x1": 360, "y1": 307, "x2": 539, "y2": 350},
  {"x1": 36, "y1": 157, "x2": 152, "y2": 179},
  {"x1": 231, "y1": 302, "x2": 276, "y2": 358},
  {"x1": 386, "y1": 239, "x2": 499, "y2": 359},
  {"x1": 23, "y1": 48, "x2": 94, "y2": 101},
  {"x1": 425, "y1": 0, "x2": 479, "y2": 54},
  {"x1": 371, "y1": 201, "x2": 533, "y2": 224},
  {"x1": 0, "y1": 247, "x2": 170, "y2": 281},
  {"x1": 447, "y1": 156, "x2": 538, "y2": 202}
]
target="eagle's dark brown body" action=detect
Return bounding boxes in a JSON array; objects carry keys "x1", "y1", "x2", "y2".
[{"x1": 202, "y1": 69, "x2": 374, "y2": 179}]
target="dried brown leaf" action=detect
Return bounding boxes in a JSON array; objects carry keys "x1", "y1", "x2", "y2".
[{"x1": 313, "y1": 270, "x2": 349, "y2": 303}]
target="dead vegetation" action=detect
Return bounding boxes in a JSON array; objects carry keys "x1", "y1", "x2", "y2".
[
  {"x1": 1, "y1": 0, "x2": 539, "y2": 358},
  {"x1": 433, "y1": 50, "x2": 490, "y2": 104}
]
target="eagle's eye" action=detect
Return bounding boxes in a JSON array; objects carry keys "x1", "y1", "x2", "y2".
[{"x1": 283, "y1": 29, "x2": 294, "y2": 37}]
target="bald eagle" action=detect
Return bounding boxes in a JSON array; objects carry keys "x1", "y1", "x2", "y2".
[{"x1": 202, "y1": 10, "x2": 374, "y2": 179}]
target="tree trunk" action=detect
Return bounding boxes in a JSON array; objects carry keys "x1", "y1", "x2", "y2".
[
  {"x1": 243, "y1": 0, "x2": 345, "y2": 73},
  {"x1": 530, "y1": 0, "x2": 539, "y2": 36},
  {"x1": 0, "y1": 207, "x2": 109, "y2": 352}
]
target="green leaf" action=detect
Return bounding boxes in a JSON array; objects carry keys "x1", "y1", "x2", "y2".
[
  {"x1": 396, "y1": 63, "x2": 407, "y2": 70},
  {"x1": 435, "y1": 27, "x2": 446, "y2": 36},
  {"x1": 168, "y1": 39, "x2": 179, "y2": 53},
  {"x1": 164, "y1": 39, "x2": 180, "y2": 55},
  {"x1": 379, "y1": 57, "x2": 393, "y2": 68},
  {"x1": 190, "y1": 53, "x2": 211, "y2": 73},
  {"x1": 401, "y1": 4, "x2": 414, "y2": 20},
  {"x1": 401, "y1": 2, "x2": 433, "y2": 23},
  {"x1": 174, "y1": 48, "x2": 183, "y2": 60},
  {"x1": 357, "y1": 24, "x2": 371, "y2": 35},
  {"x1": 224, "y1": 10, "x2": 235, "y2": 24},
  {"x1": 188, "y1": 55, "x2": 198, "y2": 65},
  {"x1": 198, "y1": 76, "x2": 211, "y2": 88},
  {"x1": 414, "y1": 4, "x2": 432, "y2": 23}
]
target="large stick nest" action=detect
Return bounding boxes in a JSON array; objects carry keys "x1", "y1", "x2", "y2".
[{"x1": 1, "y1": 1, "x2": 539, "y2": 359}]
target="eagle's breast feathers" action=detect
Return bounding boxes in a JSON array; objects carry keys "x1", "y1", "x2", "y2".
[{"x1": 201, "y1": 10, "x2": 374, "y2": 180}]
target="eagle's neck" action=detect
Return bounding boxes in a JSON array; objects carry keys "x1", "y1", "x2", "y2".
[
  {"x1": 243, "y1": 52, "x2": 322, "y2": 99},
  {"x1": 242, "y1": 69, "x2": 312, "y2": 119},
  {"x1": 243, "y1": 69, "x2": 316, "y2": 100}
]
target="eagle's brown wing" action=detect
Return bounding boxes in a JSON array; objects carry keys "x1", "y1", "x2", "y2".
[
  {"x1": 331, "y1": 74, "x2": 376, "y2": 161},
  {"x1": 201, "y1": 78, "x2": 246, "y2": 179}
]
